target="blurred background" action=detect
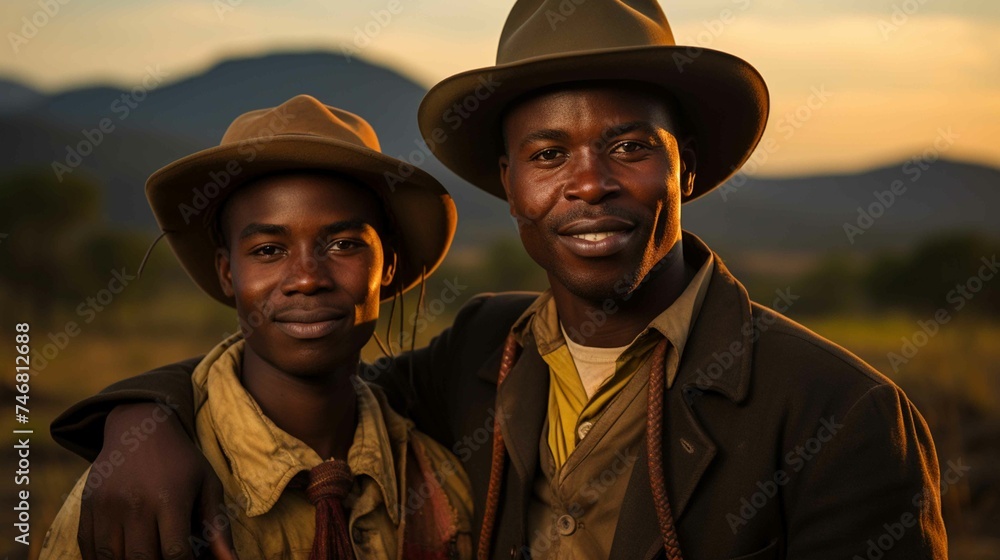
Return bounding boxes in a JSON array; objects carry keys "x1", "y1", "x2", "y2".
[{"x1": 0, "y1": 0, "x2": 997, "y2": 558}]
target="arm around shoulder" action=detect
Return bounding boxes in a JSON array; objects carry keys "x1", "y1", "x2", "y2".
[
  {"x1": 370, "y1": 292, "x2": 536, "y2": 447},
  {"x1": 50, "y1": 356, "x2": 201, "y2": 461}
]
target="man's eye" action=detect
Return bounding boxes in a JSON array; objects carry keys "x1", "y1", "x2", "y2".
[
  {"x1": 533, "y1": 148, "x2": 563, "y2": 161},
  {"x1": 612, "y1": 141, "x2": 645, "y2": 153},
  {"x1": 329, "y1": 239, "x2": 363, "y2": 251},
  {"x1": 251, "y1": 244, "x2": 282, "y2": 257}
]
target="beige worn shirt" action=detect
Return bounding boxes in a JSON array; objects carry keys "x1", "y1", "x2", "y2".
[
  {"x1": 513, "y1": 254, "x2": 714, "y2": 559},
  {"x1": 41, "y1": 336, "x2": 473, "y2": 560}
]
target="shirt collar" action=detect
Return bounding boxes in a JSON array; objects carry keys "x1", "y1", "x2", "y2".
[
  {"x1": 347, "y1": 378, "x2": 402, "y2": 524},
  {"x1": 193, "y1": 337, "x2": 401, "y2": 521},
  {"x1": 644, "y1": 253, "x2": 714, "y2": 365}
]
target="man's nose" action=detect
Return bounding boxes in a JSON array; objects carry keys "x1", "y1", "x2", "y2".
[
  {"x1": 281, "y1": 248, "x2": 334, "y2": 295},
  {"x1": 563, "y1": 150, "x2": 620, "y2": 204}
]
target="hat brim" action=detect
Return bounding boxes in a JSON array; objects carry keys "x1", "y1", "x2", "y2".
[
  {"x1": 146, "y1": 134, "x2": 457, "y2": 306},
  {"x1": 418, "y1": 45, "x2": 769, "y2": 203}
]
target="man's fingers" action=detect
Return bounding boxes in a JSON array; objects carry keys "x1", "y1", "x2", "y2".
[
  {"x1": 207, "y1": 533, "x2": 239, "y2": 560},
  {"x1": 198, "y1": 473, "x2": 238, "y2": 560},
  {"x1": 77, "y1": 502, "x2": 97, "y2": 560},
  {"x1": 156, "y1": 502, "x2": 196, "y2": 560},
  {"x1": 95, "y1": 524, "x2": 124, "y2": 560},
  {"x1": 123, "y1": 513, "x2": 160, "y2": 560}
]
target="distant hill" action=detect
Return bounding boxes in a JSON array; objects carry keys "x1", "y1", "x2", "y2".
[
  {"x1": 0, "y1": 78, "x2": 44, "y2": 114},
  {"x1": 685, "y1": 159, "x2": 1000, "y2": 256},
  {"x1": 1, "y1": 51, "x2": 506, "y2": 245},
  {"x1": 2, "y1": 51, "x2": 996, "y2": 253}
]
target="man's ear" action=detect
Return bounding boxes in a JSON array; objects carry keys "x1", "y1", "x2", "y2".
[
  {"x1": 215, "y1": 248, "x2": 235, "y2": 298},
  {"x1": 381, "y1": 245, "x2": 397, "y2": 288},
  {"x1": 679, "y1": 139, "x2": 697, "y2": 198},
  {"x1": 499, "y1": 154, "x2": 512, "y2": 203}
]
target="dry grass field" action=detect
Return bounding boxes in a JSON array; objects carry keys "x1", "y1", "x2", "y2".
[{"x1": 3, "y1": 294, "x2": 997, "y2": 559}]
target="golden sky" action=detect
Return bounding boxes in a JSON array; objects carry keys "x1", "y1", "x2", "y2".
[{"x1": 3, "y1": 0, "x2": 998, "y2": 176}]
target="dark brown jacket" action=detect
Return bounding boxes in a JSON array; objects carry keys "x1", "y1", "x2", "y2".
[{"x1": 52, "y1": 235, "x2": 947, "y2": 560}]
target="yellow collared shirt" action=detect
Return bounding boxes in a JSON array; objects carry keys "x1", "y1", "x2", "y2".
[
  {"x1": 512, "y1": 255, "x2": 715, "y2": 470},
  {"x1": 41, "y1": 336, "x2": 473, "y2": 560}
]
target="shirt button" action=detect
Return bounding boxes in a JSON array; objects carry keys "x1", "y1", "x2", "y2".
[
  {"x1": 556, "y1": 514, "x2": 577, "y2": 536},
  {"x1": 352, "y1": 526, "x2": 364, "y2": 544},
  {"x1": 577, "y1": 421, "x2": 594, "y2": 440}
]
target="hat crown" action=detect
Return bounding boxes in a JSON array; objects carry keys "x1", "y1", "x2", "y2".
[
  {"x1": 497, "y1": 0, "x2": 675, "y2": 65},
  {"x1": 220, "y1": 94, "x2": 381, "y2": 152}
]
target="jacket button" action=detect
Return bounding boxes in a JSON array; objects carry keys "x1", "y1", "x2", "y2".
[
  {"x1": 577, "y1": 421, "x2": 594, "y2": 440},
  {"x1": 556, "y1": 514, "x2": 577, "y2": 536}
]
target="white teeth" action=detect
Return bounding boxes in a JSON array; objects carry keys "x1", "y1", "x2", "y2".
[{"x1": 571, "y1": 231, "x2": 617, "y2": 242}]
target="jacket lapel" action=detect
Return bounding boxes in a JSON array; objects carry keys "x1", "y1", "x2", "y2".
[
  {"x1": 472, "y1": 336, "x2": 550, "y2": 553},
  {"x1": 610, "y1": 234, "x2": 754, "y2": 559},
  {"x1": 609, "y1": 390, "x2": 719, "y2": 560},
  {"x1": 495, "y1": 337, "x2": 549, "y2": 482}
]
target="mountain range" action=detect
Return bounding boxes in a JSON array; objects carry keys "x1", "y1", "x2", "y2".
[{"x1": 2, "y1": 50, "x2": 996, "y2": 256}]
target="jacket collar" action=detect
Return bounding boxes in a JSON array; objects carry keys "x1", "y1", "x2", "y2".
[
  {"x1": 610, "y1": 233, "x2": 755, "y2": 559},
  {"x1": 473, "y1": 232, "x2": 756, "y2": 558},
  {"x1": 674, "y1": 232, "x2": 754, "y2": 404},
  {"x1": 477, "y1": 231, "x2": 752, "y2": 403},
  {"x1": 494, "y1": 335, "x2": 550, "y2": 481}
]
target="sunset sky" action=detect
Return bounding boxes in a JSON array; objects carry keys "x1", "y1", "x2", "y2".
[{"x1": 3, "y1": 0, "x2": 998, "y2": 176}]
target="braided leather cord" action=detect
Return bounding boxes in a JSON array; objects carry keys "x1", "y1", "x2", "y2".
[
  {"x1": 647, "y1": 339, "x2": 683, "y2": 560},
  {"x1": 476, "y1": 333, "x2": 521, "y2": 560}
]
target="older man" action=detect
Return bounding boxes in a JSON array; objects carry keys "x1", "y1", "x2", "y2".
[{"x1": 52, "y1": 1, "x2": 946, "y2": 559}]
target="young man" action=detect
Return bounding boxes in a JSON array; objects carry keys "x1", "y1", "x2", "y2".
[
  {"x1": 52, "y1": 1, "x2": 947, "y2": 559},
  {"x1": 41, "y1": 95, "x2": 473, "y2": 560}
]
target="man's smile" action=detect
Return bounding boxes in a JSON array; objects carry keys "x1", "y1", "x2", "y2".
[
  {"x1": 272, "y1": 307, "x2": 349, "y2": 340},
  {"x1": 553, "y1": 215, "x2": 637, "y2": 257}
]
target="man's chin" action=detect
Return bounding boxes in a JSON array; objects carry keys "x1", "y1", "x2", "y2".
[{"x1": 559, "y1": 270, "x2": 641, "y2": 304}]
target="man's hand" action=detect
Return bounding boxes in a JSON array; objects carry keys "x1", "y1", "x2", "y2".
[{"x1": 77, "y1": 403, "x2": 238, "y2": 560}]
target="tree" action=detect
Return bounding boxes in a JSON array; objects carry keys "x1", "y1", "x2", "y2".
[{"x1": 0, "y1": 169, "x2": 101, "y2": 321}]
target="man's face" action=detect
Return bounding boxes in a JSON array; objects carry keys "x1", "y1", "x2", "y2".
[
  {"x1": 215, "y1": 172, "x2": 393, "y2": 377},
  {"x1": 499, "y1": 84, "x2": 694, "y2": 302}
]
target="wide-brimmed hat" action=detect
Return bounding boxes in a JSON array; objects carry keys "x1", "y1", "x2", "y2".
[
  {"x1": 418, "y1": 0, "x2": 769, "y2": 203},
  {"x1": 146, "y1": 94, "x2": 457, "y2": 306}
]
